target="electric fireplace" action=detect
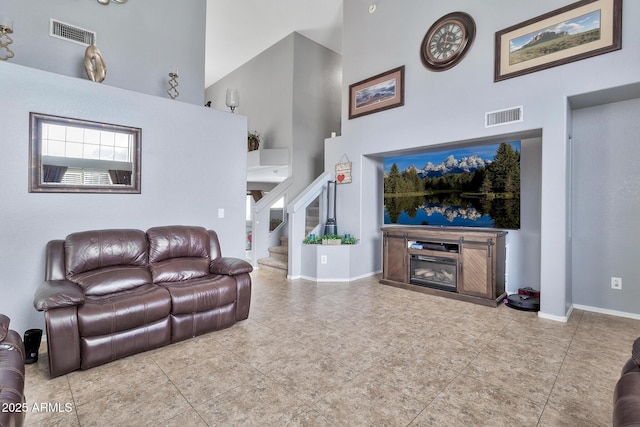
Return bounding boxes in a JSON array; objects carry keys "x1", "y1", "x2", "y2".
[{"x1": 410, "y1": 253, "x2": 457, "y2": 292}]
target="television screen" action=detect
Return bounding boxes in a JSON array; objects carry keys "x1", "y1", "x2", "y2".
[{"x1": 383, "y1": 141, "x2": 520, "y2": 229}]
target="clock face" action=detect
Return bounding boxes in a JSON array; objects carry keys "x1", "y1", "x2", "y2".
[
  {"x1": 421, "y1": 12, "x2": 476, "y2": 71},
  {"x1": 426, "y1": 20, "x2": 466, "y2": 63}
]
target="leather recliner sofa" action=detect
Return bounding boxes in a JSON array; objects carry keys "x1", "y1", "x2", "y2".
[
  {"x1": 613, "y1": 337, "x2": 640, "y2": 426},
  {"x1": 0, "y1": 314, "x2": 26, "y2": 427},
  {"x1": 33, "y1": 225, "x2": 252, "y2": 378}
]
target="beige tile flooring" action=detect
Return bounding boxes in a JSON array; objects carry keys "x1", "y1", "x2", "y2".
[{"x1": 23, "y1": 270, "x2": 640, "y2": 426}]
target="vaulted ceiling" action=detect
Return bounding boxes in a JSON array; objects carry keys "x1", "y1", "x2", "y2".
[{"x1": 204, "y1": 0, "x2": 343, "y2": 87}]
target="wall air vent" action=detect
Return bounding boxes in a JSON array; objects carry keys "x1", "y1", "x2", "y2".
[
  {"x1": 50, "y1": 19, "x2": 96, "y2": 46},
  {"x1": 485, "y1": 106, "x2": 524, "y2": 128}
]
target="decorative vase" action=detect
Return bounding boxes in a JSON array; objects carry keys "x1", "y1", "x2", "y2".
[{"x1": 84, "y1": 44, "x2": 107, "y2": 83}]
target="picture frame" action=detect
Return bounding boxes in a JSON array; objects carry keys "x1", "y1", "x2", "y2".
[
  {"x1": 348, "y1": 65, "x2": 404, "y2": 119},
  {"x1": 494, "y1": 0, "x2": 622, "y2": 82}
]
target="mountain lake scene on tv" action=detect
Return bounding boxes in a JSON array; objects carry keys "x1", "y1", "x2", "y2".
[{"x1": 384, "y1": 141, "x2": 521, "y2": 229}]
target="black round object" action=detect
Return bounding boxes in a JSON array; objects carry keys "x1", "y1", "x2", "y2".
[{"x1": 505, "y1": 294, "x2": 540, "y2": 312}]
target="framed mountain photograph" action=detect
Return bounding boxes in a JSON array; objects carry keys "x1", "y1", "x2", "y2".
[
  {"x1": 495, "y1": 0, "x2": 622, "y2": 81},
  {"x1": 349, "y1": 66, "x2": 405, "y2": 119}
]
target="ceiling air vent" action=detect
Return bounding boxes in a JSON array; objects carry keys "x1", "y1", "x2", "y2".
[
  {"x1": 50, "y1": 19, "x2": 96, "y2": 46},
  {"x1": 485, "y1": 106, "x2": 523, "y2": 128}
]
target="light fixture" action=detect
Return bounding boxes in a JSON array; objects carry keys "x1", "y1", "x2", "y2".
[
  {"x1": 0, "y1": 16, "x2": 15, "y2": 61},
  {"x1": 226, "y1": 89, "x2": 239, "y2": 113},
  {"x1": 97, "y1": 0, "x2": 128, "y2": 5},
  {"x1": 167, "y1": 66, "x2": 179, "y2": 100},
  {"x1": 368, "y1": 2, "x2": 377, "y2": 13}
]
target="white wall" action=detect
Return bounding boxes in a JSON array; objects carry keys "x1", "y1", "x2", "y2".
[
  {"x1": 206, "y1": 34, "x2": 296, "y2": 150},
  {"x1": 292, "y1": 33, "x2": 343, "y2": 193},
  {"x1": 332, "y1": 0, "x2": 640, "y2": 319},
  {"x1": 571, "y1": 98, "x2": 640, "y2": 314},
  {"x1": 206, "y1": 32, "x2": 342, "y2": 195},
  {"x1": 1, "y1": 0, "x2": 206, "y2": 104},
  {"x1": 0, "y1": 62, "x2": 247, "y2": 334}
]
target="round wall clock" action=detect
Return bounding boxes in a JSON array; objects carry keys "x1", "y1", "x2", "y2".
[{"x1": 420, "y1": 12, "x2": 476, "y2": 71}]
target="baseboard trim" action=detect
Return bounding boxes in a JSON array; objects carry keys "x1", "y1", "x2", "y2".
[
  {"x1": 572, "y1": 304, "x2": 640, "y2": 320},
  {"x1": 537, "y1": 308, "x2": 572, "y2": 323},
  {"x1": 288, "y1": 271, "x2": 380, "y2": 283}
]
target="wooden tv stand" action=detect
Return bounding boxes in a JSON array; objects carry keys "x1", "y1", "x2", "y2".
[{"x1": 381, "y1": 226, "x2": 507, "y2": 307}]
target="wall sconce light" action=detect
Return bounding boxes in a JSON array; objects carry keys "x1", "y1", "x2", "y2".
[
  {"x1": 167, "y1": 66, "x2": 179, "y2": 100},
  {"x1": 226, "y1": 89, "x2": 239, "y2": 113},
  {"x1": 0, "y1": 16, "x2": 15, "y2": 61}
]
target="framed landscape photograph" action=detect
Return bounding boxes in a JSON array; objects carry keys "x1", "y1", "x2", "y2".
[
  {"x1": 495, "y1": 0, "x2": 622, "y2": 82},
  {"x1": 349, "y1": 66, "x2": 404, "y2": 119}
]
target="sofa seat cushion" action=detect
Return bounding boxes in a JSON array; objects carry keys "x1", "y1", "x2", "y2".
[
  {"x1": 71, "y1": 265, "x2": 152, "y2": 296},
  {"x1": 78, "y1": 284, "x2": 171, "y2": 336},
  {"x1": 160, "y1": 274, "x2": 236, "y2": 315},
  {"x1": 150, "y1": 257, "x2": 210, "y2": 283}
]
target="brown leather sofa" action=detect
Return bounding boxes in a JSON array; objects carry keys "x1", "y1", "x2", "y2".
[
  {"x1": 33, "y1": 225, "x2": 252, "y2": 378},
  {"x1": 0, "y1": 314, "x2": 26, "y2": 427},
  {"x1": 613, "y1": 336, "x2": 640, "y2": 427}
]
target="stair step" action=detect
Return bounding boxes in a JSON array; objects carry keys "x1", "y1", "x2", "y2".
[
  {"x1": 257, "y1": 257, "x2": 287, "y2": 277},
  {"x1": 280, "y1": 236, "x2": 288, "y2": 246},
  {"x1": 268, "y1": 247, "x2": 288, "y2": 263},
  {"x1": 269, "y1": 245, "x2": 288, "y2": 255}
]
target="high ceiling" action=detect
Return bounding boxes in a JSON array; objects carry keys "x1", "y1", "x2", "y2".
[{"x1": 205, "y1": 0, "x2": 343, "y2": 87}]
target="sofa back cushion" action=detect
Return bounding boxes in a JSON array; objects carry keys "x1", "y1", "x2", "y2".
[
  {"x1": 147, "y1": 226, "x2": 211, "y2": 283},
  {"x1": 65, "y1": 229, "x2": 151, "y2": 295},
  {"x1": 71, "y1": 265, "x2": 152, "y2": 296}
]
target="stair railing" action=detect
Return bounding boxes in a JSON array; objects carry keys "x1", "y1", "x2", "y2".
[
  {"x1": 251, "y1": 176, "x2": 294, "y2": 267},
  {"x1": 286, "y1": 171, "x2": 332, "y2": 278}
]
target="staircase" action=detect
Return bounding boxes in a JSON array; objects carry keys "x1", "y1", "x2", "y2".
[{"x1": 257, "y1": 236, "x2": 288, "y2": 276}]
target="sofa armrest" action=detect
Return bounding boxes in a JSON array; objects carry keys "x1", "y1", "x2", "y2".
[
  {"x1": 210, "y1": 257, "x2": 253, "y2": 276},
  {"x1": 34, "y1": 280, "x2": 85, "y2": 311}
]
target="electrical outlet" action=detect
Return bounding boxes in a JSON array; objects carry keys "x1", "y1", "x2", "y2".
[
  {"x1": 611, "y1": 277, "x2": 622, "y2": 290},
  {"x1": 321, "y1": 255, "x2": 327, "y2": 264}
]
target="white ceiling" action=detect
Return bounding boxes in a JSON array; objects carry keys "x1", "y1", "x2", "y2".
[{"x1": 205, "y1": 0, "x2": 343, "y2": 87}]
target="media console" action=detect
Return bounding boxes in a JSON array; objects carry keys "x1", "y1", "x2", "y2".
[{"x1": 381, "y1": 226, "x2": 507, "y2": 307}]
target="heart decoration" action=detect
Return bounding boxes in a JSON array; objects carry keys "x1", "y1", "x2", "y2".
[{"x1": 337, "y1": 174, "x2": 345, "y2": 183}]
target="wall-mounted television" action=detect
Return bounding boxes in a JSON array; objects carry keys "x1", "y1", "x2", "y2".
[{"x1": 383, "y1": 141, "x2": 521, "y2": 229}]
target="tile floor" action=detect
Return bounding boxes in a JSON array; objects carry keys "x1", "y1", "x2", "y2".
[{"x1": 23, "y1": 271, "x2": 640, "y2": 426}]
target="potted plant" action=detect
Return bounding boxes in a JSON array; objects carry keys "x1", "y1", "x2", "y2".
[
  {"x1": 248, "y1": 131, "x2": 260, "y2": 151},
  {"x1": 302, "y1": 234, "x2": 358, "y2": 245}
]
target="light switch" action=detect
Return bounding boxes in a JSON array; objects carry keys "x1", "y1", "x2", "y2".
[{"x1": 218, "y1": 208, "x2": 224, "y2": 218}]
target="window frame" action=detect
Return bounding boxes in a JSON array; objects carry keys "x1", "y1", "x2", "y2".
[{"x1": 29, "y1": 112, "x2": 142, "y2": 194}]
